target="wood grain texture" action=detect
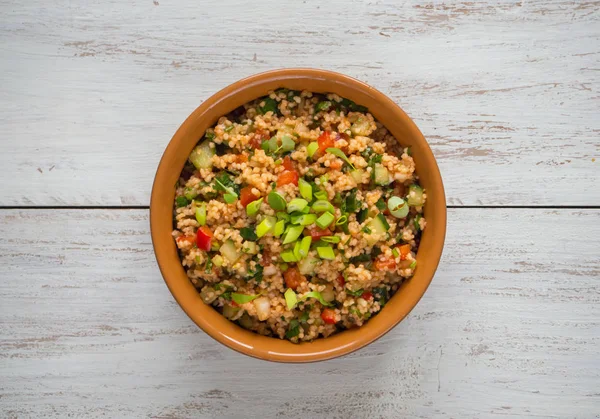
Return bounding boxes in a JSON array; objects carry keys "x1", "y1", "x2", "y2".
[
  {"x1": 0, "y1": 0, "x2": 599, "y2": 206},
  {"x1": 1, "y1": 208, "x2": 598, "y2": 418}
]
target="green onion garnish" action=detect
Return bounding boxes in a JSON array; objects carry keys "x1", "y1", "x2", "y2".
[
  {"x1": 224, "y1": 125, "x2": 234, "y2": 133},
  {"x1": 388, "y1": 196, "x2": 409, "y2": 218},
  {"x1": 392, "y1": 248, "x2": 400, "y2": 258},
  {"x1": 282, "y1": 225, "x2": 304, "y2": 244},
  {"x1": 273, "y1": 220, "x2": 285, "y2": 237},
  {"x1": 293, "y1": 240, "x2": 302, "y2": 260},
  {"x1": 246, "y1": 198, "x2": 263, "y2": 216},
  {"x1": 287, "y1": 198, "x2": 308, "y2": 213},
  {"x1": 314, "y1": 190, "x2": 328, "y2": 201},
  {"x1": 307, "y1": 142, "x2": 319, "y2": 158},
  {"x1": 409, "y1": 260, "x2": 417, "y2": 269},
  {"x1": 285, "y1": 288, "x2": 297, "y2": 309},
  {"x1": 298, "y1": 236, "x2": 312, "y2": 258},
  {"x1": 301, "y1": 291, "x2": 333, "y2": 306},
  {"x1": 291, "y1": 213, "x2": 317, "y2": 226},
  {"x1": 317, "y1": 246, "x2": 335, "y2": 260},
  {"x1": 320, "y1": 236, "x2": 341, "y2": 244},
  {"x1": 231, "y1": 293, "x2": 260, "y2": 305},
  {"x1": 176, "y1": 196, "x2": 189, "y2": 208},
  {"x1": 312, "y1": 200, "x2": 334, "y2": 213},
  {"x1": 267, "y1": 191, "x2": 286, "y2": 211},
  {"x1": 298, "y1": 178, "x2": 313, "y2": 201},
  {"x1": 316, "y1": 212, "x2": 335, "y2": 229},
  {"x1": 256, "y1": 216, "x2": 276, "y2": 238},
  {"x1": 325, "y1": 147, "x2": 355, "y2": 169},
  {"x1": 335, "y1": 214, "x2": 348, "y2": 225},
  {"x1": 281, "y1": 250, "x2": 298, "y2": 262},
  {"x1": 413, "y1": 214, "x2": 422, "y2": 231},
  {"x1": 195, "y1": 202, "x2": 207, "y2": 225},
  {"x1": 276, "y1": 212, "x2": 290, "y2": 222}
]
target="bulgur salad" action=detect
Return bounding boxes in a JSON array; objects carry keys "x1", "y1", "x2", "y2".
[{"x1": 172, "y1": 90, "x2": 426, "y2": 342}]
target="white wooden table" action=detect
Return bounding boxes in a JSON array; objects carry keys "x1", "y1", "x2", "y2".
[{"x1": 1, "y1": 1, "x2": 599, "y2": 418}]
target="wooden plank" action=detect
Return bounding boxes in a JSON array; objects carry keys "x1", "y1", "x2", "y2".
[
  {"x1": 0, "y1": 0, "x2": 599, "y2": 206},
  {"x1": 0, "y1": 208, "x2": 598, "y2": 418}
]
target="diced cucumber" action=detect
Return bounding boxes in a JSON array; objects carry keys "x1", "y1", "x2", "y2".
[
  {"x1": 298, "y1": 254, "x2": 319, "y2": 275},
  {"x1": 350, "y1": 118, "x2": 371, "y2": 136},
  {"x1": 350, "y1": 169, "x2": 367, "y2": 184},
  {"x1": 189, "y1": 141, "x2": 215, "y2": 169},
  {"x1": 242, "y1": 241, "x2": 258, "y2": 254},
  {"x1": 373, "y1": 164, "x2": 391, "y2": 185},
  {"x1": 368, "y1": 213, "x2": 389, "y2": 235},
  {"x1": 406, "y1": 184, "x2": 425, "y2": 206},
  {"x1": 220, "y1": 240, "x2": 241, "y2": 263}
]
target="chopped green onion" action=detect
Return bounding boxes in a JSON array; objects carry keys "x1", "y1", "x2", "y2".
[
  {"x1": 307, "y1": 142, "x2": 319, "y2": 158},
  {"x1": 291, "y1": 213, "x2": 317, "y2": 226},
  {"x1": 195, "y1": 202, "x2": 207, "y2": 225},
  {"x1": 281, "y1": 250, "x2": 298, "y2": 262},
  {"x1": 287, "y1": 198, "x2": 308, "y2": 213},
  {"x1": 231, "y1": 293, "x2": 260, "y2": 305},
  {"x1": 285, "y1": 288, "x2": 298, "y2": 309},
  {"x1": 409, "y1": 260, "x2": 417, "y2": 269},
  {"x1": 413, "y1": 214, "x2": 422, "y2": 231},
  {"x1": 320, "y1": 174, "x2": 329, "y2": 184},
  {"x1": 276, "y1": 212, "x2": 290, "y2": 222},
  {"x1": 406, "y1": 184, "x2": 425, "y2": 206},
  {"x1": 314, "y1": 190, "x2": 328, "y2": 201},
  {"x1": 316, "y1": 212, "x2": 335, "y2": 229},
  {"x1": 274, "y1": 158, "x2": 282, "y2": 166},
  {"x1": 298, "y1": 178, "x2": 313, "y2": 201},
  {"x1": 298, "y1": 236, "x2": 312, "y2": 258},
  {"x1": 293, "y1": 240, "x2": 302, "y2": 260},
  {"x1": 267, "y1": 191, "x2": 286, "y2": 211},
  {"x1": 392, "y1": 248, "x2": 400, "y2": 258},
  {"x1": 312, "y1": 200, "x2": 334, "y2": 213},
  {"x1": 325, "y1": 147, "x2": 355, "y2": 169},
  {"x1": 388, "y1": 196, "x2": 409, "y2": 218},
  {"x1": 273, "y1": 220, "x2": 285, "y2": 237},
  {"x1": 279, "y1": 263, "x2": 289, "y2": 272},
  {"x1": 335, "y1": 214, "x2": 348, "y2": 225},
  {"x1": 317, "y1": 246, "x2": 335, "y2": 260},
  {"x1": 282, "y1": 225, "x2": 304, "y2": 244},
  {"x1": 356, "y1": 208, "x2": 368, "y2": 223},
  {"x1": 256, "y1": 216, "x2": 276, "y2": 238},
  {"x1": 301, "y1": 291, "x2": 333, "y2": 307},
  {"x1": 301, "y1": 205, "x2": 311, "y2": 214},
  {"x1": 176, "y1": 196, "x2": 189, "y2": 208},
  {"x1": 224, "y1": 125, "x2": 234, "y2": 133},
  {"x1": 246, "y1": 198, "x2": 263, "y2": 216},
  {"x1": 223, "y1": 193, "x2": 237, "y2": 204},
  {"x1": 320, "y1": 236, "x2": 341, "y2": 244},
  {"x1": 281, "y1": 135, "x2": 295, "y2": 152}
]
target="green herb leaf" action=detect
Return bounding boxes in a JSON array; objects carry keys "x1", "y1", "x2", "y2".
[
  {"x1": 346, "y1": 288, "x2": 364, "y2": 297},
  {"x1": 258, "y1": 97, "x2": 278, "y2": 115},
  {"x1": 315, "y1": 101, "x2": 332, "y2": 112},
  {"x1": 240, "y1": 227, "x2": 258, "y2": 241},
  {"x1": 285, "y1": 319, "x2": 300, "y2": 338},
  {"x1": 375, "y1": 198, "x2": 387, "y2": 211},
  {"x1": 176, "y1": 196, "x2": 190, "y2": 208},
  {"x1": 325, "y1": 147, "x2": 355, "y2": 170}
]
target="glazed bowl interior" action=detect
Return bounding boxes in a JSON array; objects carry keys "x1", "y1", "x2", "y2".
[{"x1": 150, "y1": 68, "x2": 446, "y2": 362}]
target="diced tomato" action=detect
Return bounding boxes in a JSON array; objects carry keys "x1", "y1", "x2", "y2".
[
  {"x1": 282, "y1": 155, "x2": 295, "y2": 171},
  {"x1": 361, "y1": 291, "x2": 373, "y2": 301},
  {"x1": 196, "y1": 226, "x2": 213, "y2": 251},
  {"x1": 398, "y1": 244, "x2": 411, "y2": 260},
  {"x1": 336, "y1": 274, "x2": 345, "y2": 287},
  {"x1": 277, "y1": 170, "x2": 299, "y2": 187},
  {"x1": 304, "y1": 227, "x2": 332, "y2": 240},
  {"x1": 176, "y1": 235, "x2": 195, "y2": 246},
  {"x1": 317, "y1": 131, "x2": 335, "y2": 154},
  {"x1": 373, "y1": 256, "x2": 396, "y2": 271},
  {"x1": 284, "y1": 267, "x2": 304, "y2": 290},
  {"x1": 239, "y1": 186, "x2": 260, "y2": 208},
  {"x1": 250, "y1": 129, "x2": 271, "y2": 149},
  {"x1": 321, "y1": 308, "x2": 337, "y2": 325}
]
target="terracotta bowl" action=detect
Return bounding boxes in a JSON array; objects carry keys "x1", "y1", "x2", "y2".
[{"x1": 150, "y1": 68, "x2": 446, "y2": 362}]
